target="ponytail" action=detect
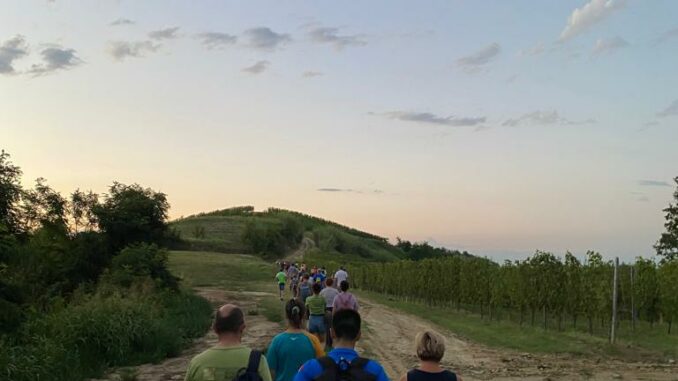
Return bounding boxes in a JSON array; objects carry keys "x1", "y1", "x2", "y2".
[{"x1": 285, "y1": 299, "x2": 305, "y2": 328}]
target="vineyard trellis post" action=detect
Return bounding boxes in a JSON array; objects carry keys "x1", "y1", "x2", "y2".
[
  {"x1": 630, "y1": 265, "x2": 635, "y2": 332},
  {"x1": 610, "y1": 257, "x2": 619, "y2": 344}
]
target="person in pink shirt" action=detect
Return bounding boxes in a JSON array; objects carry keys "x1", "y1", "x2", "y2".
[{"x1": 332, "y1": 280, "x2": 359, "y2": 314}]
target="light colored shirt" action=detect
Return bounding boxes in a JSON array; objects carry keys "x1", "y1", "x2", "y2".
[
  {"x1": 184, "y1": 345, "x2": 271, "y2": 381},
  {"x1": 319, "y1": 287, "x2": 340, "y2": 308},
  {"x1": 334, "y1": 270, "x2": 348, "y2": 286}
]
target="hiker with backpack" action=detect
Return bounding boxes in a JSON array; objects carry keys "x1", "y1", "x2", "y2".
[
  {"x1": 184, "y1": 304, "x2": 271, "y2": 381},
  {"x1": 332, "y1": 281, "x2": 359, "y2": 314},
  {"x1": 294, "y1": 309, "x2": 389, "y2": 381},
  {"x1": 298, "y1": 273, "x2": 312, "y2": 303},
  {"x1": 399, "y1": 331, "x2": 461, "y2": 381},
  {"x1": 267, "y1": 299, "x2": 324, "y2": 381}
]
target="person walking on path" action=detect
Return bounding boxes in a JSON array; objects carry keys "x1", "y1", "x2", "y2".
[
  {"x1": 298, "y1": 273, "x2": 312, "y2": 303},
  {"x1": 276, "y1": 268, "x2": 288, "y2": 301},
  {"x1": 399, "y1": 331, "x2": 461, "y2": 381},
  {"x1": 319, "y1": 278, "x2": 340, "y2": 349},
  {"x1": 332, "y1": 281, "x2": 359, "y2": 314},
  {"x1": 184, "y1": 304, "x2": 272, "y2": 381},
  {"x1": 267, "y1": 299, "x2": 324, "y2": 381},
  {"x1": 305, "y1": 283, "x2": 327, "y2": 344},
  {"x1": 293, "y1": 309, "x2": 389, "y2": 381},
  {"x1": 334, "y1": 266, "x2": 348, "y2": 287}
]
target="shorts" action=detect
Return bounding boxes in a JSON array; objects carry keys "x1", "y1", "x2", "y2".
[
  {"x1": 308, "y1": 315, "x2": 326, "y2": 334},
  {"x1": 278, "y1": 283, "x2": 285, "y2": 291}
]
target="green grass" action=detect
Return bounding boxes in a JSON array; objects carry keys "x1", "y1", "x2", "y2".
[
  {"x1": 168, "y1": 250, "x2": 274, "y2": 289},
  {"x1": 168, "y1": 250, "x2": 285, "y2": 324},
  {"x1": 170, "y1": 216, "x2": 252, "y2": 253},
  {"x1": 356, "y1": 290, "x2": 677, "y2": 361}
]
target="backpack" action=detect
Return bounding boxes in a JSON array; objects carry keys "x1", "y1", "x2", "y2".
[
  {"x1": 300, "y1": 283, "x2": 312, "y2": 302},
  {"x1": 312, "y1": 356, "x2": 377, "y2": 381},
  {"x1": 233, "y1": 350, "x2": 263, "y2": 381}
]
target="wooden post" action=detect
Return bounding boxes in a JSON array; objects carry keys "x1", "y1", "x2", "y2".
[{"x1": 611, "y1": 257, "x2": 619, "y2": 344}]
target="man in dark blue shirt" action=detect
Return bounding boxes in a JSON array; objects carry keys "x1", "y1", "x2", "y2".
[{"x1": 294, "y1": 309, "x2": 389, "y2": 381}]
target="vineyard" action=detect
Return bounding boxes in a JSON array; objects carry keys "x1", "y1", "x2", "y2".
[{"x1": 352, "y1": 251, "x2": 678, "y2": 335}]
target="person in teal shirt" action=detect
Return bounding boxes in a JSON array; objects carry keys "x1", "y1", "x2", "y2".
[
  {"x1": 275, "y1": 268, "x2": 287, "y2": 300},
  {"x1": 267, "y1": 299, "x2": 323, "y2": 381}
]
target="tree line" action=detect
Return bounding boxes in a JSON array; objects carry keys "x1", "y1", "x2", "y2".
[{"x1": 0, "y1": 150, "x2": 211, "y2": 381}]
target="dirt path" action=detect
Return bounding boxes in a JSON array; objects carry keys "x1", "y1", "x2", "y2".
[
  {"x1": 95, "y1": 287, "x2": 676, "y2": 381},
  {"x1": 284, "y1": 236, "x2": 315, "y2": 263},
  {"x1": 357, "y1": 297, "x2": 677, "y2": 381}
]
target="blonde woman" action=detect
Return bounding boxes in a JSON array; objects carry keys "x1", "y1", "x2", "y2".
[{"x1": 399, "y1": 331, "x2": 461, "y2": 381}]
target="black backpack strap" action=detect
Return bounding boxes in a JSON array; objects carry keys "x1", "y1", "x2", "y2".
[
  {"x1": 348, "y1": 357, "x2": 377, "y2": 381},
  {"x1": 349, "y1": 357, "x2": 369, "y2": 369},
  {"x1": 313, "y1": 357, "x2": 338, "y2": 381},
  {"x1": 247, "y1": 350, "x2": 262, "y2": 374}
]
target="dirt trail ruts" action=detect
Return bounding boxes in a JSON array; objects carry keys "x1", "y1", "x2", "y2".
[
  {"x1": 92, "y1": 288, "x2": 281, "y2": 381},
  {"x1": 284, "y1": 236, "x2": 315, "y2": 263},
  {"x1": 357, "y1": 297, "x2": 677, "y2": 381}
]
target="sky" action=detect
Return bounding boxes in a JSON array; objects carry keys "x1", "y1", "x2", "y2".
[{"x1": 2, "y1": 0, "x2": 677, "y2": 262}]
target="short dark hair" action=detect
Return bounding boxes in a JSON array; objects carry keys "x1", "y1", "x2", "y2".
[
  {"x1": 340, "y1": 280, "x2": 349, "y2": 292},
  {"x1": 214, "y1": 307, "x2": 244, "y2": 334},
  {"x1": 312, "y1": 283, "x2": 321, "y2": 294},
  {"x1": 333, "y1": 309, "x2": 361, "y2": 341},
  {"x1": 326, "y1": 278, "x2": 334, "y2": 287}
]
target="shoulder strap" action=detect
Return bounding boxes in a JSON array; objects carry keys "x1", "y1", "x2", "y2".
[
  {"x1": 317, "y1": 356, "x2": 337, "y2": 370},
  {"x1": 350, "y1": 357, "x2": 369, "y2": 369},
  {"x1": 246, "y1": 350, "x2": 262, "y2": 374}
]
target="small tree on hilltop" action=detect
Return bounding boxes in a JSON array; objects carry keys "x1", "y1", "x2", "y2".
[{"x1": 655, "y1": 176, "x2": 678, "y2": 261}]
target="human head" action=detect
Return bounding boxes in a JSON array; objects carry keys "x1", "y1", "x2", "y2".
[
  {"x1": 340, "y1": 280, "x2": 349, "y2": 292},
  {"x1": 415, "y1": 331, "x2": 446, "y2": 362},
  {"x1": 213, "y1": 304, "x2": 245, "y2": 336},
  {"x1": 285, "y1": 299, "x2": 305, "y2": 329},
  {"x1": 332, "y1": 309, "x2": 361, "y2": 342},
  {"x1": 303, "y1": 274, "x2": 310, "y2": 280},
  {"x1": 326, "y1": 278, "x2": 334, "y2": 287},
  {"x1": 312, "y1": 283, "x2": 321, "y2": 294}
]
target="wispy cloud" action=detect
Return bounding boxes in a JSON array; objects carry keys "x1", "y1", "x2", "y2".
[
  {"x1": 196, "y1": 32, "x2": 237, "y2": 49},
  {"x1": 302, "y1": 70, "x2": 323, "y2": 78},
  {"x1": 148, "y1": 27, "x2": 180, "y2": 40},
  {"x1": 503, "y1": 110, "x2": 596, "y2": 127},
  {"x1": 456, "y1": 43, "x2": 500, "y2": 73},
  {"x1": 108, "y1": 40, "x2": 160, "y2": 61},
  {"x1": 110, "y1": 18, "x2": 135, "y2": 26},
  {"x1": 242, "y1": 27, "x2": 290, "y2": 50},
  {"x1": 29, "y1": 45, "x2": 82, "y2": 76},
  {"x1": 308, "y1": 27, "x2": 366, "y2": 50},
  {"x1": 657, "y1": 99, "x2": 678, "y2": 118},
  {"x1": 637, "y1": 180, "x2": 670, "y2": 187},
  {"x1": 559, "y1": 0, "x2": 625, "y2": 42},
  {"x1": 317, "y1": 188, "x2": 383, "y2": 194},
  {"x1": 654, "y1": 26, "x2": 678, "y2": 45},
  {"x1": 242, "y1": 60, "x2": 270, "y2": 74},
  {"x1": 377, "y1": 111, "x2": 486, "y2": 127},
  {"x1": 0, "y1": 35, "x2": 29, "y2": 75},
  {"x1": 520, "y1": 42, "x2": 546, "y2": 56},
  {"x1": 592, "y1": 36, "x2": 629, "y2": 56}
]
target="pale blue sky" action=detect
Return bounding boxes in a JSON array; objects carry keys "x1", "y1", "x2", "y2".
[{"x1": 2, "y1": 0, "x2": 677, "y2": 261}]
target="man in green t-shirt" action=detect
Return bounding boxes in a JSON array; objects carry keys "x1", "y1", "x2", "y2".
[
  {"x1": 275, "y1": 268, "x2": 287, "y2": 301},
  {"x1": 305, "y1": 283, "x2": 327, "y2": 344},
  {"x1": 184, "y1": 304, "x2": 272, "y2": 381}
]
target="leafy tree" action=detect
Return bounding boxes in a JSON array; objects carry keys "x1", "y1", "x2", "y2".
[
  {"x1": 0, "y1": 150, "x2": 24, "y2": 236},
  {"x1": 92, "y1": 183, "x2": 169, "y2": 251},
  {"x1": 658, "y1": 259, "x2": 678, "y2": 334},
  {"x1": 564, "y1": 252, "x2": 583, "y2": 328},
  {"x1": 634, "y1": 257, "x2": 660, "y2": 325},
  {"x1": 656, "y1": 176, "x2": 678, "y2": 261},
  {"x1": 70, "y1": 189, "x2": 99, "y2": 233}
]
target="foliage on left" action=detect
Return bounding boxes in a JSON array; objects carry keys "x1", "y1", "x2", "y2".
[{"x1": 0, "y1": 150, "x2": 212, "y2": 381}]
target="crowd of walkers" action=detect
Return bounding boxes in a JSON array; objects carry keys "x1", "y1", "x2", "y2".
[{"x1": 183, "y1": 263, "x2": 461, "y2": 381}]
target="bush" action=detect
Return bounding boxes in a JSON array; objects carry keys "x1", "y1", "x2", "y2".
[
  {"x1": 107, "y1": 244, "x2": 178, "y2": 290},
  {"x1": 0, "y1": 288, "x2": 212, "y2": 381}
]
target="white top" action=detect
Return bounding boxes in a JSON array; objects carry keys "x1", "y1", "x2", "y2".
[
  {"x1": 319, "y1": 286, "x2": 340, "y2": 307},
  {"x1": 334, "y1": 269, "x2": 348, "y2": 286}
]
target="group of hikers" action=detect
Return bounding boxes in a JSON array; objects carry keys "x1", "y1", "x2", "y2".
[{"x1": 183, "y1": 262, "x2": 461, "y2": 381}]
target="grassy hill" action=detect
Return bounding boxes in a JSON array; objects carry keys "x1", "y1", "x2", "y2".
[{"x1": 170, "y1": 206, "x2": 405, "y2": 262}]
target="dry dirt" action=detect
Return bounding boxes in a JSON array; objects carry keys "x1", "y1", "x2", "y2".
[{"x1": 96, "y1": 289, "x2": 677, "y2": 381}]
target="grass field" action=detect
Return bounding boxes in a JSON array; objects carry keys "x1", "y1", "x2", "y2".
[
  {"x1": 356, "y1": 290, "x2": 678, "y2": 360},
  {"x1": 168, "y1": 250, "x2": 284, "y2": 323}
]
